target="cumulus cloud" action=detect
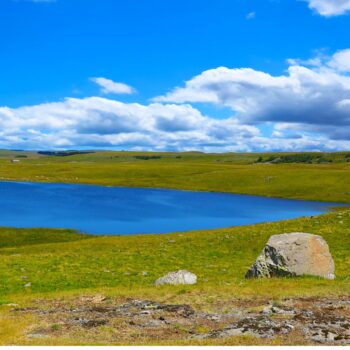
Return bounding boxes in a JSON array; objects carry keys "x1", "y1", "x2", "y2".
[
  {"x1": 154, "y1": 49, "x2": 350, "y2": 142},
  {"x1": 328, "y1": 49, "x2": 350, "y2": 72},
  {"x1": 304, "y1": 0, "x2": 350, "y2": 16},
  {"x1": 0, "y1": 97, "x2": 262, "y2": 151},
  {"x1": 91, "y1": 77, "x2": 135, "y2": 95},
  {"x1": 0, "y1": 95, "x2": 349, "y2": 152}
]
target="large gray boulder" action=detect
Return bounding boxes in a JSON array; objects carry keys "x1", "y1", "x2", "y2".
[
  {"x1": 154, "y1": 270, "x2": 197, "y2": 286},
  {"x1": 246, "y1": 233, "x2": 335, "y2": 279}
]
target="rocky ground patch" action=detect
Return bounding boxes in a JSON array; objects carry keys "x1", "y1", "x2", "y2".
[{"x1": 11, "y1": 295, "x2": 350, "y2": 345}]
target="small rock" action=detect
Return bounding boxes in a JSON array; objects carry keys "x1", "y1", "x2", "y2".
[
  {"x1": 154, "y1": 270, "x2": 197, "y2": 285},
  {"x1": 206, "y1": 314, "x2": 221, "y2": 321},
  {"x1": 27, "y1": 332, "x2": 48, "y2": 339},
  {"x1": 140, "y1": 310, "x2": 151, "y2": 315},
  {"x1": 91, "y1": 295, "x2": 106, "y2": 303},
  {"x1": 262, "y1": 305, "x2": 296, "y2": 315},
  {"x1": 220, "y1": 328, "x2": 247, "y2": 337},
  {"x1": 326, "y1": 332, "x2": 338, "y2": 341}
]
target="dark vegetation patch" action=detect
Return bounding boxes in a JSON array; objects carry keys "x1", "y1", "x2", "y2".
[
  {"x1": 133, "y1": 155, "x2": 162, "y2": 160},
  {"x1": 38, "y1": 151, "x2": 95, "y2": 157},
  {"x1": 256, "y1": 153, "x2": 337, "y2": 164}
]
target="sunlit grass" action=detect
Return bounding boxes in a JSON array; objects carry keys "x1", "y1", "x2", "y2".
[
  {"x1": 0, "y1": 209, "x2": 349, "y2": 298},
  {"x1": 0, "y1": 151, "x2": 349, "y2": 202}
]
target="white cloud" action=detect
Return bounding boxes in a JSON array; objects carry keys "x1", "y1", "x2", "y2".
[
  {"x1": 304, "y1": 0, "x2": 350, "y2": 16},
  {"x1": 91, "y1": 77, "x2": 135, "y2": 95},
  {"x1": 0, "y1": 94, "x2": 349, "y2": 152},
  {"x1": 328, "y1": 49, "x2": 350, "y2": 72},
  {"x1": 0, "y1": 97, "x2": 262, "y2": 151},
  {"x1": 155, "y1": 49, "x2": 350, "y2": 141},
  {"x1": 246, "y1": 12, "x2": 256, "y2": 20}
]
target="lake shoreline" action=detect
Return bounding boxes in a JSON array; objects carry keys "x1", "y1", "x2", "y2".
[
  {"x1": 1, "y1": 178, "x2": 349, "y2": 204},
  {"x1": 0, "y1": 180, "x2": 348, "y2": 235}
]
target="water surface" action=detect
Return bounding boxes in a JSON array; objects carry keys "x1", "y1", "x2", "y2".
[{"x1": 0, "y1": 181, "x2": 345, "y2": 235}]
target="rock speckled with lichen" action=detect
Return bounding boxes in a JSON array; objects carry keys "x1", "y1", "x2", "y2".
[{"x1": 246, "y1": 232, "x2": 335, "y2": 279}]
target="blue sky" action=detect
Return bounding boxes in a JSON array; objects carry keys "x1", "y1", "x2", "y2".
[{"x1": 1, "y1": 0, "x2": 350, "y2": 151}]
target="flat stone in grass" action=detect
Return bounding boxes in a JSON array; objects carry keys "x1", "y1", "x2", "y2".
[
  {"x1": 154, "y1": 270, "x2": 197, "y2": 285},
  {"x1": 246, "y1": 232, "x2": 335, "y2": 279}
]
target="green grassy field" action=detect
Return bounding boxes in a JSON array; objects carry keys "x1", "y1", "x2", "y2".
[
  {"x1": 0, "y1": 210, "x2": 349, "y2": 299},
  {"x1": 0, "y1": 150, "x2": 349, "y2": 202},
  {"x1": 0, "y1": 150, "x2": 349, "y2": 345}
]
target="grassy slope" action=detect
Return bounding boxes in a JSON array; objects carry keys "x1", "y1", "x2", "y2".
[
  {"x1": 0, "y1": 210, "x2": 349, "y2": 299},
  {"x1": 0, "y1": 151, "x2": 349, "y2": 202}
]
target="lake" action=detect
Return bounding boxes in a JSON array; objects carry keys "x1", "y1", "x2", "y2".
[{"x1": 0, "y1": 181, "x2": 345, "y2": 235}]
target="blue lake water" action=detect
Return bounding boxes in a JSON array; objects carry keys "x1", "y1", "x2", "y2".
[{"x1": 0, "y1": 181, "x2": 346, "y2": 235}]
